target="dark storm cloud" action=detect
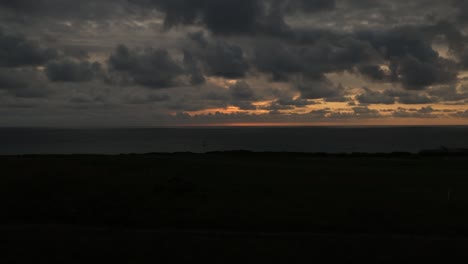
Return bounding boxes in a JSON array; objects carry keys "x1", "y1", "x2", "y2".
[
  {"x1": 125, "y1": 93, "x2": 170, "y2": 104},
  {"x1": 128, "y1": 0, "x2": 337, "y2": 35},
  {"x1": 250, "y1": 22, "x2": 464, "y2": 91},
  {"x1": 430, "y1": 21, "x2": 466, "y2": 56},
  {"x1": 276, "y1": 22, "x2": 464, "y2": 91},
  {"x1": 397, "y1": 92, "x2": 435, "y2": 105},
  {"x1": 428, "y1": 86, "x2": 468, "y2": 102},
  {"x1": 108, "y1": 45, "x2": 184, "y2": 89},
  {"x1": 233, "y1": 101, "x2": 257, "y2": 111},
  {"x1": 182, "y1": 51, "x2": 205, "y2": 85},
  {"x1": 359, "y1": 28, "x2": 437, "y2": 62},
  {"x1": 344, "y1": 0, "x2": 382, "y2": 9},
  {"x1": 324, "y1": 106, "x2": 381, "y2": 119},
  {"x1": 229, "y1": 81, "x2": 255, "y2": 101},
  {"x1": 276, "y1": 97, "x2": 319, "y2": 107},
  {"x1": 62, "y1": 47, "x2": 90, "y2": 60},
  {"x1": 418, "y1": 106, "x2": 435, "y2": 114},
  {"x1": 357, "y1": 65, "x2": 386, "y2": 81},
  {"x1": 251, "y1": 22, "x2": 457, "y2": 95},
  {"x1": 261, "y1": 103, "x2": 294, "y2": 111},
  {"x1": 67, "y1": 94, "x2": 108, "y2": 107},
  {"x1": 352, "y1": 106, "x2": 380, "y2": 117},
  {"x1": 452, "y1": 0, "x2": 468, "y2": 25},
  {"x1": 168, "y1": 96, "x2": 227, "y2": 112},
  {"x1": 355, "y1": 25, "x2": 461, "y2": 90},
  {"x1": 356, "y1": 88, "x2": 395, "y2": 105},
  {"x1": 379, "y1": 89, "x2": 435, "y2": 104},
  {"x1": 187, "y1": 32, "x2": 249, "y2": 79},
  {"x1": 397, "y1": 56, "x2": 458, "y2": 90},
  {"x1": 129, "y1": 0, "x2": 262, "y2": 35},
  {"x1": 357, "y1": 88, "x2": 446, "y2": 105},
  {"x1": 451, "y1": 110, "x2": 468, "y2": 118},
  {"x1": 227, "y1": 81, "x2": 259, "y2": 110},
  {"x1": 193, "y1": 0, "x2": 261, "y2": 35},
  {"x1": 0, "y1": 68, "x2": 49, "y2": 98},
  {"x1": 253, "y1": 41, "x2": 304, "y2": 81},
  {"x1": 261, "y1": 95, "x2": 319, "y2": 111},
  {"x1": 296, "y1": 79, "x2": 346, "y2": 101},
  {"x1": 46, "y1": 59, "x2": 102, "y2": 82},
  {"x1": 0, "y1": 29, "x2": 57, "y2": 67},
  {"x1": 0, "y1": 0, "x2": 132, "y2": 20},
  {"x1": 287, "y1": 0, "x2": 335, "y2": 13},
  {"x1": 254, "y1": 37, "x2": 378, "y2": 81},
  {"x1": 392, "y1": 106, "x2": 438, "y2": 118}
]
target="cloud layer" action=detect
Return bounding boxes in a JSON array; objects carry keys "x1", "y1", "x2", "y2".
[{"x1": 0, "y1": 0, "x2": 467, "y2": 126}]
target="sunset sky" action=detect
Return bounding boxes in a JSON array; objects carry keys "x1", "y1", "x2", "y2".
[{"x1": 1, "y1": 0, "x2": 468, "y2": 127}]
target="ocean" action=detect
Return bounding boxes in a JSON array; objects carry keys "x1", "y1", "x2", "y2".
[{"x1": 0, "y1": 126, "x2": 467, "y2": 155}]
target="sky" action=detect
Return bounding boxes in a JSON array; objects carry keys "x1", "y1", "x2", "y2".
[{"x1": 0, "y1": 0, "x2": 468, "y2": 127}]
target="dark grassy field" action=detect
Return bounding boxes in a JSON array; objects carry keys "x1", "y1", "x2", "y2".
[{"x1": 2, "y1": 153, "x2": 468, "y2": 263}]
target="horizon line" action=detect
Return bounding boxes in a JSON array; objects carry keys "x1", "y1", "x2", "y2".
[{"x1": 1, "y1": 124, "x2": 468, "y2": 129}]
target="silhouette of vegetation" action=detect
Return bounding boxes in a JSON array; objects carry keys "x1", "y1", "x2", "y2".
[{"x1": 2, "y1": 152, "x2": 468, "y2": 263}]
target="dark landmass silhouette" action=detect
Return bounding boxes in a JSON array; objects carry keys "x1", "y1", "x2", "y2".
[{"x1": 2, "y1": 151, "x2": 468, "y2": 263}]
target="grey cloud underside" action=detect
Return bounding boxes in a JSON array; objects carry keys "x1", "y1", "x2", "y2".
[
  {"x1": 250, "y1": 22, "x2": 464, "y2": 94},
  {"x1": 124, "y1": 93, "x2": 170, "y2": 105},
  {"x1": 228, "y1": 81, "x2": 258, "y2": 110},
  {"x1": 356, "y1": 88, "x2": 396, "y2": 105},
  {"x1": 392, "y1": 106, "x2": 439, "y2": 119},
  {"x1": 0, "y1": 29, "x2": 58, "y2": 67},
  {"x1": 296, "y1": 79, "x2": 347, "y2": 101},
  {"x1": 0, "y1": 0, "x2": 136, "y2": 20},
  {"x1": 356, "y1": 89, "x2": 437, "y2": 105},
  {"x1": 356, "y1": 86, "x2": 468, "y2": 105},
  {"x1": 167, "y1": 105, "x2": 468, "y2": 125},
  {"x1": 169, "y1": 106, "x2": 462, "y2": 125},
  {"x1": 127, "y1": 0, "x2": 336, "y2": 35},
  {"x1": 0, "y1": 68, "x2": 50, "y2": 98},
  {"x1": 46, "y1": 60, "x2": 102, "y2": 82},
  {"x1": 429, "y1": 86, "x2": 468, "y2": 102},
  {"x1": 229, "y1": 81, "x2": 255, "y2": 101},
  {"x1": 186, "y1": 32, "x2": 249, "y2": 79},
  {"x1": 108, "y1": 45, "x2": 185, "y2": 89}
]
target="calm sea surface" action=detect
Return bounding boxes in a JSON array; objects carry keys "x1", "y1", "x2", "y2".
[{"x1": 0, "y1": 127, "x2": 467, "y2": 155}]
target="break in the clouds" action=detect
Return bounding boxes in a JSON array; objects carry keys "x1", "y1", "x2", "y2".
[{"x1": 0, "y1": 0, "x2": 467, "y2": 127}]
